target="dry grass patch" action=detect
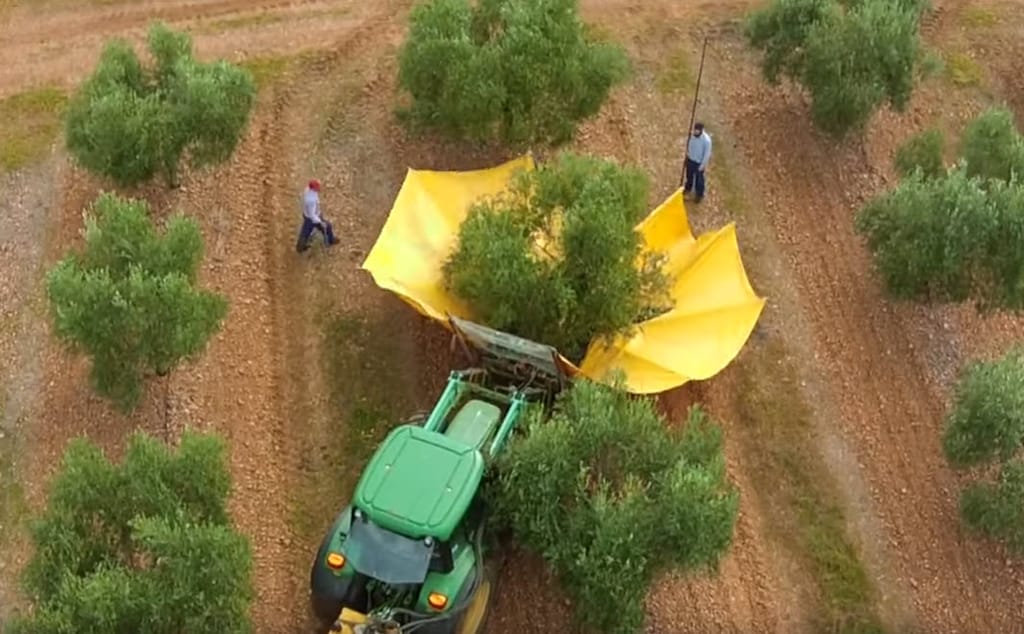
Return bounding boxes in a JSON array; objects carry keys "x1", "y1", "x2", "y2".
[
  {"x1": 945, "y1": 51, "x2": 983, "y2": 87},
  {"x1": 0, "y1": 86, "x2": 66, "y2": 171}
]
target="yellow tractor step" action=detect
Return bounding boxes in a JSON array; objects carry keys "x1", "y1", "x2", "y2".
[{"x1": 332, "y1": 607, "x2": 367, "y2": 634}]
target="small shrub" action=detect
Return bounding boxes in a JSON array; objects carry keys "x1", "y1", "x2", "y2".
[
  {"x1": 959, "y1": 106, "x2": 1024, "y2": 182},
  {"x1": 396, "y1": 0, "x2": 629, "y2": 146},
  {"x1": 746, "y1": 0, "x2": 923, "y2": 136},
  {"x1": 943, "y1": 349, "x2": 1024, "y2": 467},
  {"x1": 65, "y1": 22, "x2": 256, "y2": 187},
  {"x1": 490, "y1": 379, "x2": 738, "y2": 634},
  {"x1": 46, "y1": 193, "x2": 227, "y2": 411},
  {"x1": 962, "y1": 6, "x2": 999, "y2": 28},
  {"x1": 960, "y1": 459, "x2": 1024, "y2": 554},
  {"x1": 945, "y1": 52, "x2": 983, "y2": 87},
  {"x1": 854, "y1": 168, "x2": 1024, "y2": 310},
  {"x1": 918, "y1": 49, "x2": 945, "y2": 79},
  {"x1": 7, "y1": 431, "x2": 254, "y2": 634},
  {"x1": 239, "y1": 55, "x2": 291, "y2": 89},
  {"x1": 443, "y1": 152, "x2": 670, "y2": 361},
  {"x1": 894, "y1": 128, "x2": 945, "y2": 178}
]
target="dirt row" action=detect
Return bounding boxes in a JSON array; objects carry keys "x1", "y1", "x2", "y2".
[
  {"x1": 578, "y1": 0, "x2": 1024, "y2": 631},
  {"x1": 693, "y1": 2, "x2": 1024, "y2": 632},
  {"x1": 2, "y1": 0, "x2": 1024, "y2": 633},
  {"x1": 3, "y1": 2, "x2": 422, "y2": 633},
  {"x1": 0, "y1": 0, "x2": 373, "y2": 100}
]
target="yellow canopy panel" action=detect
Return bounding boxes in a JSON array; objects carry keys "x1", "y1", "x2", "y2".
[{"x1": 361, "y1": 156, "x2": 766, "y2": 394}]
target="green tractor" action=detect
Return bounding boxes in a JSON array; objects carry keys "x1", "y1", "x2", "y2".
[{"x1": 310, "y1": 316, "x2": 567, "y2": 634}]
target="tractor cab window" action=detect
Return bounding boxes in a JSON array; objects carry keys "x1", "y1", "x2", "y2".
[{"x1": 345, "y1": 510, "x2": 433, "y2": 585}]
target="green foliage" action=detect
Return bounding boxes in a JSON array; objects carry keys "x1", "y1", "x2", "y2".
[
  {"x1": 894, "y1": 127, "x2": 945, "y2": 178},
  {"x1": 46, "y1": 193, "x2": 227, "y2": 411},
  {"x1": 959, "y1": 106, "x2": 1024, "y2": 182},
  {"x1": 943, "y1": 349, "x2": 1024, "y2": 467},
  {"x1": 746, "y1": 0, "x2": 923, "y2": 136},
  {"x1": 65, "y1": 22, "x2": 256, "y2": 187},
  {"x1": 442, "y1": 153, "x2": 670, "y2": 361},
  {"x1": 945, "y1": 349, "x2": 1024, "y2": 556},
  {"x1": 918, "y1": 49, "x2": 945, "y2": 79},
  {"x1": 490, "y1": 380, "x2": 738, "y2": 634},
  {"x1": 8, "y1": 431, "x2": 253, "y2": 634},
  {"x1": 960, "y1": 459, "x2": 1024, "y2": 554},
  {"x1": 857, "y1": 108, "x2": 1024, "y2": 310},
  {"x1": 854, "y1": 168, "x2": 1024, "y2": 310},
  {"x1": 396, "y1": 0, "x2": 629, "y2": 146},
  {"x1": 746, "y1": 0, "x2": 834, "y2": 84}
]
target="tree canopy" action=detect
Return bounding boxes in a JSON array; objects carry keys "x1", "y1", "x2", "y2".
[
  {"x1": 442, "y1": 152, "x2": 670, "y2": 361},
  {"x1": 746, "y1": 0, "x2": 925, "y2": 136},
  {"x1": 396, "y1": 0, "x2": 629, "y2": 146},
  {"x1": 960, "y1": 459, "x2": 1024, "y2": 555},
  {"x1": 959, "y1": 106, "x2": 1024, "y2": 182},
  {"x1": 943, "y1": 348, "x2": 1024, "y2": 467},
  {"x1": 8, "y1": 431, "x2": 254, "y2": 634},
  {"x1": 893, "y1": 127, "x2": 945, "y2": 179},
  {"x1": 855, "y1": 107, "x2": 1024, "y2": 311},
  {"x1": 65, "y1": 22, "x2": 256, "y2": 187},
  {"x1": 46, "y1": 193, "x2": 227, "y2": 411},
  {"x1": 489, "y1": 379, "x2": 739, "y2": 634},
  {"x1": 942, "y1": 349, "x2": 1024, "y2": 555}
]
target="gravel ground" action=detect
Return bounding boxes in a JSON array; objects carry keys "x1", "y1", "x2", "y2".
[{"x1": 2, "y1": 1, "x2": 1024, "y2": 633}]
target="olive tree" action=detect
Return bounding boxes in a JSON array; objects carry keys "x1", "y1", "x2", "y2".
[
  {"x1": 7, "y1": 431, "x2": 253, "y2": 634},
  {"x1": 856, "y1": 108, "x2": 1024, "y2": 311},
  {"x1": 894, "y1": 128, "x2": 945, "y2": 179},
  {"x1": 875, "y1": 109, "x2": 1024, "y2": 556},
  {"x1": 746, "y1": 0, "x2": 924, "y2": 136},
  {"x1": 489, "y1": 379, "x2": 739, "y2": 634},
  {"x1": 960, "y1": 459, "x2": 1024, "y2": 554},
  {"x1": 943, "y1": 349, "x2": 1024, "y2": 555},
  {"x1": 959, "y1": 106, "x2": 1024, "y2": 183},
  {"x1": 46, "y1": 193, "x2": 227, "y2": 411},
  {"x1": 442, "y1": 152, "x2": 670, "y2": 361},
  {"x1": 396, "y1": 0, "x2": 629, "y2": 146},
  {"x1": 65, "y1": 22, "x2": 256, "y2": 187},
  {"x1": 943, "y1": 348, "x2": 1024, "y2": 467}
]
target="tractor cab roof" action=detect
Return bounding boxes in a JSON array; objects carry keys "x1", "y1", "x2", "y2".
[{"x1": 353, "y1": 425, "x2": 483, "y2": 542}]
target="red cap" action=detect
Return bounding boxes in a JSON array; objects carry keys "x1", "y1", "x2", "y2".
[{"x1": 308, "y1": 179, "x2": 321, "y2": 191}]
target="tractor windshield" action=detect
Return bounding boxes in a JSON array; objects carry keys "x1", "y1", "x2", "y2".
[{"x1": 345, "y1": 511, "x2": 433, "y2": 585}]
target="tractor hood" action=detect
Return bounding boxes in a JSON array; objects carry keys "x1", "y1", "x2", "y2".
[{"x1": 354, "y1": 425, "x2": 484, "y2": 542}]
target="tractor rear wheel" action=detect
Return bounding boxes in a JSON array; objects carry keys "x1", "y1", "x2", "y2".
[{"x1": 455, "y1": 574, "x2": 492, "y2": 634}]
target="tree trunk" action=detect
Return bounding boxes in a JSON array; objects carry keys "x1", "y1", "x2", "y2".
[
  {"x1": 163, "y1": 374, "x2": 172, "y2": 442},
  {"x1": 164, "y1": 160, "x2": 181, "y2": 189}
]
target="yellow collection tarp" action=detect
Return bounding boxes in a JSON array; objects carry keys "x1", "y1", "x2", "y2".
[{"x1": 361, "y1": 156, "x2": 765, "y2": 394}]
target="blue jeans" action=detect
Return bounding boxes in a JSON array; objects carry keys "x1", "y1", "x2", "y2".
[
  {"x1": 684, "y1": 158, "x2": 705, "y2": 199},
  {"x1": 296, "y1": 217, "x2": 337, "y2": 252}
]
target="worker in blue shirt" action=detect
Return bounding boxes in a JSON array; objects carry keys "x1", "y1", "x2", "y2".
[
  {"x1": 684, "y1": 122, "x2": 712, "y2": 204},
  {"x1": 296, "y1": 179, "x2": 339, "y2": 253}
]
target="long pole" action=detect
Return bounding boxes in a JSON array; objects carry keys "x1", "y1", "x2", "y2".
[{"x1": 680, "y1": 36, "x2": 709, "y2": 188}]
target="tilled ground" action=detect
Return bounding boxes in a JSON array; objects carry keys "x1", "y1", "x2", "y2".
[{"x1": 1, "y1": 0, "x2": 1023, "y2": 633}]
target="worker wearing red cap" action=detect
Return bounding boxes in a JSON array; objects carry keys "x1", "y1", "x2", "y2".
[{"x1": 297, "y1": 178, "x2": 339, "y2": 253}]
